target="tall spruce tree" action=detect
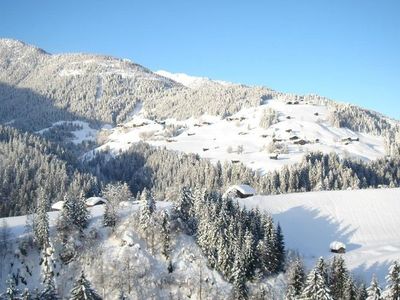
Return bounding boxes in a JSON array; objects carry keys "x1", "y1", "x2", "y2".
[
  {"x1": 366, "y1": 275, "x2": 382, "y2": 300},
  {"x1": 40, "y1": 244, "x2": 58, "y2": 300},
  {"x1": 4, "y1": 276, "x2": 20, "y2": 300},
  {"x1": 33, "y1": 188, "x2": 50, "y2": 248},
  {"x1": 275, "y1": 223, "x2": 285, "y2": 272},
  {"x1": 384, "y1": 261, "x2": 400, "y2": 300},
  {"x1": 231, "y1": 253, "x2": 248, "y2": 300},
  {"x1": 285, "y1": 257, "x2": 306, "y2": 300},
  {"x1": 357, "y1": 283, "x2": 368, "y2": 300},
  {"x1": 330, "y1": 255, "x2": 349, "y2": 299},
  {"x1": 300, "y1": 264, "x2": 332, "y2": 300},
  {"x1": 69, "y1": 271, "x2": 102, "y2": 300},
  {"x1": 160, "y1": 210, "x2": 171, "y2": 260},
  {"x1": 139, "y1": 188, "x2": 156, "y2": 233}
]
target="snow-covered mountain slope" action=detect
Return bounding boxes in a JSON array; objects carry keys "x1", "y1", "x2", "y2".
[
  {"x1": 89, "y1": 99, "x2": 385, "y2": 173},
  {"x1": 0, "y1": 202, "x2": 234, "y2": 299},
  {"x1": 238, "y1": 187, "x2": 400, "y2": 282},
  {"x1": 155, "y1": 70, "x2": 234, "y2": 88}
]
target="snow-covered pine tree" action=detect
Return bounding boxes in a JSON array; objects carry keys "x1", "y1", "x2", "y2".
[
  {"x1": 33, "y1": 188, "x2": 50, "y2": 248},
  {"x1": 20, "y1": 288, "x2": 32, "y2": 300},
  {"x1": 366, "y1": 275, "x2": 382, "y2": 300},
  {"x1": 59, "y1": 192, "x2": 89, "y2": 232},
  {"x1": 343, "y1": 275, "x2": 357, "y2": 300},
  {"x1": 242, "y1": 229, "x2": 255, "y2": 279},
  {"x1": 329, "y1": 255, "x2": 349, "y2": 300},
  {"x1": 357, "y1": 283, "x2": 368, "y2": 300},
  {"x1": 175, "y1": 186, "x2": 193, "y2": 223},
  {"x1": 231, "y1": 252, "x2": 248, "y2": 300},
  {"x1": 103, "y1": 202, "x2": 117, "y2": 228},
  {"x1": 69, "y1": 271, "x2": 102, "y2": 300},
  {"x1": 260, "y1": 215, "x2": 279, "y2": 274},
  {"x1": 160, "y1": 210, "x2": 171, "y2": 260},
  {"x1": 40, "y1": 278, "x2": 58, "y2": 300},
  {"x1": 275, "y1": 223, "x2": 285, "y2": 272},
  {"x1": 316, "y1": 257, "x2": 329, "y2": 286},
  {"x1": 40, "y1": 244, "x2": 58, "y2": 300},
  {"x1": 102, "y1": 182, "x2": 132, "y2": 228},
  {"x1": 4, "y1": 276, "x2": 20, "y2": 300},
  {"x1": 384, "y1": 261, "x2": 400, "y2": 300},
  {"x1": 300, "y1": 264, "x2": 332, "y2": 300},
  {"x1": 75, "y1": 192, "x2": 89, "y2": 230},
  {"x1": 285, "y1": 257, "x2": 306, "y2": 300},
  {"x1": 139, "y1": 188, "x2": 156, "y2": 249}
]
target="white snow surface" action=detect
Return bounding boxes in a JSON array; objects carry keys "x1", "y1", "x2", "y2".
[
  {"x1": 37, "y1": 120, "x2": 99, "y2": 144},
  {"x1": 238, "y1": 187, "x2": 400, "y2": 283},
  {"x1": 87, "y1": 99, "x2": 385, "y2": 174},
  {"x1": 155, "y1": 70, "x2": 234, "y2": 88}
]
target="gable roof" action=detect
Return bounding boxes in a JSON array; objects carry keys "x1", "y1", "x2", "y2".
[
  {"x1": 224, "y1": 184, "x2": 256, "y2": 198},
  {"x1": 51, "y1": 201, "x2": 65, "y2": 211},
  {"x1": 86, "y1": 197, "x2": 107, "y2": 206}
]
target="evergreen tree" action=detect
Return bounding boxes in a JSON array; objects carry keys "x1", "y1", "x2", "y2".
[
  {"x1": 300, "y1": 265, "x2": 332, "y2": 300},
  {"x1": 357, "y1": 283, "x2": 368, "y2": 300},
  {"x1": 69, "y1": 271, "x2": 102, "y2": 300},
  {"x1": 231, "y1": 253, "x2": 248, "y2": 300},
  {"x1": 316, "y1": 257, "x2": 329, "y2": 286},
  {"x1": 20, "y1": 289, "x2": 32, "y2": 300},
  {"x1": 40, "y1": 244, "x2": 58, "y2": 300},
  {"x1": 59, "y1": 192, "x2": 89, "y2": 232},
  {"x1": 4, "y1": 276, "x2": 20, "y2": 300},
  {"x1": 139, "y1": 188, "x2": 156, "y2": 234},
  {"x1": 103, "y1": 203, "x2": 117, "y2": 228},
  {"x1": 343, "y1": 275, "x2": 357, "y2": 300},
  {"x1": 330, "y1": 255, "x2": 349, "y2": 299},
  {"x1": 384, "y1": 261, "x2": 400, "y2": 300},
  {"x1": 33, "y1": 188, "x2": 50, "y2": 248},
  {"x1": 285, "y1": 257, "x2": 306, "y2": 300},
  {"x1": 366, "y1": 275, "x2": 382, "y2": 300},
  {"x1": 74, "y1": 192, "x2": 89, "y2": 230},
  {"x1": 160, "y1": 210, "x2": 171, "y2": 260},
  {"x1": 275, "y1": 223, "x2": 285, "y2": 272},
  {"x1": 102, "y1": 182, "x2": 132, "y2": 228}
]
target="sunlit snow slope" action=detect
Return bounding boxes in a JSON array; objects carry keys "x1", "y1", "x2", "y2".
[
  {"x1": 89, "y1": 98, "x2": 385, "y2": 174},
  {"x1": 239, "y1": 188, "x2": 400, "y2": 282}
]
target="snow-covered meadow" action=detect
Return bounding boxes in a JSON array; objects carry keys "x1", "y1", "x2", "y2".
[{"x1": 239, "y1": 187, "x2": 400, "y2": 283}]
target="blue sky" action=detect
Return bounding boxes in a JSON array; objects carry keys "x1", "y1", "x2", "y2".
[{"x1": 1, "y1": 0, "x2": 399, "y2": 119}]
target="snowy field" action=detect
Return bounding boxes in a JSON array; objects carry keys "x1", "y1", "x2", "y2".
[
  {"x1": 239, "y1": 188, "x2": 400, "y2": 283},
  {"x1": 88, "y1": 98, "x2": 385, "y2": 174}
]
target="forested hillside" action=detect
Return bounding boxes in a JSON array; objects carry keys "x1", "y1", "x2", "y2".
[{"x1": 0, "y1": 125, "x2": 98, "y2": 217}]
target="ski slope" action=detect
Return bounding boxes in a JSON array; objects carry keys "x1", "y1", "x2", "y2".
[
  {"x1": 88, "y1": 98, "x2": 385, "y2": 174},
  {"x1": 239, "y1": 188, "x2": 400, "y2": 283}
]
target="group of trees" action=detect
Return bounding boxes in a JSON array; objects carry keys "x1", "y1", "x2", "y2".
[
  {"x1": 3, "y1": 269, "x2": 101, "y2": 300},
  {"x1": 259, "y1": 152, "x2": 400, "y2": 195},
  {"x1": 174, "y1": 187, "x2": 285, "y2": 299},
  {"x1": 85, "y1": 141, "x2": 400, "y2": 205},
  {"x1": 259, "y1": 107, "x2": 279, "y2": 129},
  {"x1": 286, "y1": 256, "x2": 400, "y2": 300},
  {"x1": 0, "y1": 125, "x2": 98, "y2": 217}
]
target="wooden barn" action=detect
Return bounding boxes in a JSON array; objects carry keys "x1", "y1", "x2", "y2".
[
  {"x1": 330, "y1": 241, "x2": 346, "y2": 254},
  {"x1": 223, "y1": 184, "x2": 256, "y2": 199},
  {"x1": 86, "y1": 197, "x2": 107, "y2": 207}
]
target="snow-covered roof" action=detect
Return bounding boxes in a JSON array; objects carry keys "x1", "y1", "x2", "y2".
[
  {"x1": 330, "y1": 241, "x2": 346, "y2": 250},
  {"x1": 224, "y1": 184, "x2": 256, "y2": 197},
  {"x1": 51, "y1": 201, "x2": 65, "y2": 211},
  {"x1": 85, "y1": 197, "x2": 107, "y2": 206}
]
